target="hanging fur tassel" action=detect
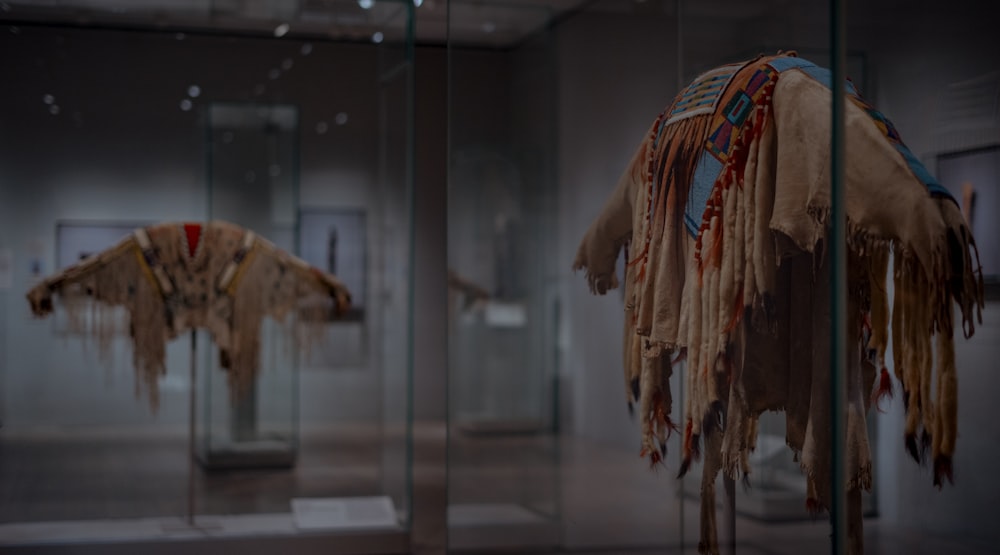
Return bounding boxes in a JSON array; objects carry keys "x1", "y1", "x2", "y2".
[
  {"x1": 934, "y1": 455, "x2": 954, "y2": 489},
  {"x1": 805, "y1": 497, "x2": 824, "y2": 517},
  {"x1": 872, "y1": 366, "x2": 894, "y2": 412},
  {"x1": 678, "y1": 418, "x2": 697, "y2": 478}
]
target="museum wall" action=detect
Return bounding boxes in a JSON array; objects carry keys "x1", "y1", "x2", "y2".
[
  {"x1": 508, "y1": 34, "x2": 560, "y2": 430},
  {"x1": 0, "y1": 27, "x2": 391, "y2": 435},
  {"x1": 447, "y1": 47, "x2": 514, "y2": 424},
  {"x1": 447, "y1": 40, "x2": 559, "y2": 428},
  {"x1": 412, "y1": 45, "x2": 448, "y2": 424}
]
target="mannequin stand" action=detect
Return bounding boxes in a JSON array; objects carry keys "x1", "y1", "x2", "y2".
[
  {"x1": 722, "y1": 476, "x2": 736, "y2": 555},
  {"x1": 188, "y1": 329, "x2": 197, "y2": 525},
  {"x1": 162, "y1": 330, "x2": 220, "y2": 533}
]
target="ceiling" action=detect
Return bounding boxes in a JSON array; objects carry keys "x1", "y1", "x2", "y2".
[
  {"x1": 0, "y1": 0, "x2": 818, "y2": 49},
  {"x1": 0, "y1": 0, "x2": 599, "y2": 48},
  {"x1": 0, "y1": 0, "x2": 820, "y2": 48}
]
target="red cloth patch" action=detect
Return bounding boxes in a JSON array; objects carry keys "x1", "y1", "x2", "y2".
[{"x1": 183, "y1": 223, "x2": 202, "y2": 258}]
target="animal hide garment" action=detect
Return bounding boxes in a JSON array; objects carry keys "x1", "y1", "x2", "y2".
[
  {"x1": 26, "y1": 220, "x2": 351, "y2": 410},
  {"x1": 574, "y1": 52, "x2": 983, "y2": 555}
]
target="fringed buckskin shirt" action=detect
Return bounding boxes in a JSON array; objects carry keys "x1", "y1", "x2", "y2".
[
  {"x1": 27, "y1": 220, "x2": 351, "y2": 409},
  {"x1": 574, "y1": 52, "x2": 983, "y2": 555}
]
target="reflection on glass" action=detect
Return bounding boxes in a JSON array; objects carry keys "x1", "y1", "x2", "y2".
[{"x1": 447, "y1": 4, "x2": 561, "y2": 550}]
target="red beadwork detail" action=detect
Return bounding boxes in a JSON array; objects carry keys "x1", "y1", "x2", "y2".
[{"x1": 183, "y1": 223, "x2": 202, "y2": 258}]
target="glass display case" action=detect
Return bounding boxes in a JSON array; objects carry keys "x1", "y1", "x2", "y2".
[
  {"x1": 197, "y1": 102, "x2": 300, "y2": 471},
  {"x1": 446, "y1": 2, "x2": 562, "y2": 551},
  {"x1": 0, "y1": 1, "x2": 416, "y2": 552},
  {"x1": 449, "y1": 1, "x2": 998, "y2": 554}
]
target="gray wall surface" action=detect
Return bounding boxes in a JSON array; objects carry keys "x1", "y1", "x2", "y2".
[
  {"x1": 412, "y1": 45, "x2": 448, "y2": 424},
  {"x1": 447, "y1": 39, "x2": 559, "y2": 429}
]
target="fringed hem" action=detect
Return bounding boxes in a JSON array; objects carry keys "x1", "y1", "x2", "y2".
[
  {"x1": 576, "y1": 267, "x2": 621, "y2": 296},
  {"x1": 798, "y1": 197, "x2": 982, "y2": 479},
  {"x1": 799, "y1": 460, "x2": 874, "y2": 504}
]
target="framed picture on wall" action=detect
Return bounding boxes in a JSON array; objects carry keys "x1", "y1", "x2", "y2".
[
  {"x1": 937, "y1": 145, "x2": 1000, "y2": 298},
  {"x1": 297, "y1": 208, "x2": 367, "y2": 370},
  {"x1": 298, "y1": 208, "x2": 367, "y2": 322}
]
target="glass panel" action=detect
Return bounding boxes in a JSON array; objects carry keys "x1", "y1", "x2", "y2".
[
  {"x1": 372, "y1": 0, "x2": 416, "y2": 527},
  {"x1": 198, "y1": 103, "x2": 300, "y2": 472},
  {"x1": 447, "y1": 3, "x2": 562, "y2": 551},
  {"x1": 547, "y1": 4, "x2": 696, "y2": 550},
  {"x1": 0, "y1": 1, "x2": 415, "y2": 551}
]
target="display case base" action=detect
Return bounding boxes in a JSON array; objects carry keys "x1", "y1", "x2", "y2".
[
  {"x1": 196, "y1": 439, "x2": 297, "y2": 471},
  {"x1": 448, "y1": 503, "x2": 559, "y2": 551}
]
